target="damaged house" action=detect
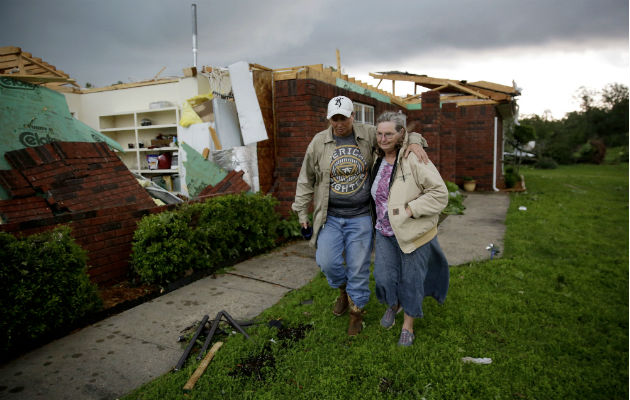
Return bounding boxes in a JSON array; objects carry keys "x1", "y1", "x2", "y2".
[{"x1": 0, "y1": 46, "x2": 520, "y2": 285}]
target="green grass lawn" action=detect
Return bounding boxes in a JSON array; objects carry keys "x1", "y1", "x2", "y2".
[{"x1": 123, "y1": 163, "x2": 629, "y2": 400}]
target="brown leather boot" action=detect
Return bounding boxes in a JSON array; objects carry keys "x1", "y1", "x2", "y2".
[
  {"x1": 347, "y1": 296, "x2": 364, "y2": 336},
  {"x1": 332, "y1": 284, "x2": 349, "y2": 316}
]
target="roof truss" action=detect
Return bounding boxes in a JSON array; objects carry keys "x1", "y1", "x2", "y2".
[
  {"x1": 0, "y1": 46, "x2": 79, "y2": 89},
  {"x1": 370, "y1": 71, "x2": 519, "y2": 106}
]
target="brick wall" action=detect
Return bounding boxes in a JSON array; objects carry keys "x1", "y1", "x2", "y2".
[
  {"x1": 455, "y1": 104, "x2": 503, "y2": 190},
  {"x1": 0, "y1": 202, "x2": 172, "y2": 285},
  {"x1": 271, "y1": 80, "x2": 505, "y2": 215}
]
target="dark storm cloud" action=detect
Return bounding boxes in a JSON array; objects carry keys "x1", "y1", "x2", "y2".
[{"x1": 1, "y1": 0, "x2": 627, "y2": 87}]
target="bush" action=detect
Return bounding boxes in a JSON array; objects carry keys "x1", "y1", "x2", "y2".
[
  {"x1": 534, "y1": 157, "x2": 559, "y2": 169},
  {"x1": 442, "y1": 180, "x2": 466, "y2": 215},
  {"x1": 131, "y1": 193, "x2": 286, "y2": 286},
  {"x1": 603, "y1": 146, "x2": 629, "y2": 164},
  {"x1": 572, "y1": 139, "x2": 607, "y2": 164},
  {"x1": 0, "y1": 226, "x2": 102, "y2": 355},
  {"x1": 504, "y1": 166, "x2": 520, "y2": 188},
  {"x1": 130, "y1": 210, "x2": 196, "y2": 285},
  {"x1": 277, "y1": 212, "x2": 303, "y2": 241}
]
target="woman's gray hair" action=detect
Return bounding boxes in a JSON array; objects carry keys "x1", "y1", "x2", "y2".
[
  {"x1": 375, "y1": 111, "x2": 407, "y2": 157},
  {"x1": 376, "y1": 111, "x2": 407, "y2": 133}
]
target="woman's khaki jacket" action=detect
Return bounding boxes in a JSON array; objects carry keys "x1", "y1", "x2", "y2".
[{"x1": 375, "y1": 134, "x2": 448, "y2": 253}]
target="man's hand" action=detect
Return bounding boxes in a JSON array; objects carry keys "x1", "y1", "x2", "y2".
[{"x1": 404, "y1": 143, "x2": 429, "y2": 164}]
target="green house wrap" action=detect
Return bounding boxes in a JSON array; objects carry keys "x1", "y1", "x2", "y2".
[{"x1": 0, "y1": 77, "x2": 123, "y2": 173}]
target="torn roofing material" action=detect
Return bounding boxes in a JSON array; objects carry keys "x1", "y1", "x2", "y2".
[{"x1": 0, "y1": 77, "x2": 124, "y2": 173}]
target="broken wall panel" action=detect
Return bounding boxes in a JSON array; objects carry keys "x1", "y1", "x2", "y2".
[
  {"x1": 212, "y1": 97, "x2": 243, "y2": 149},
  {"x1": 228, "y1": 61, "x2": 268, "y2": 145}
]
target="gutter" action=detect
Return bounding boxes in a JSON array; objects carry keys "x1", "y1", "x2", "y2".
[{"x1": 492, "y1": 116, "x2": 500, "y2": 192}]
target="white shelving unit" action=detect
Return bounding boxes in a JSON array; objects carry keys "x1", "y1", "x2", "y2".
[{"x1": 99, "y1": 107, "x2": 180, "y2": 176}]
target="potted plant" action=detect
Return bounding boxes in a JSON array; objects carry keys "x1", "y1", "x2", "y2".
[{"x1": 462, "y1": 176, "x2": 476, "y2": 192}]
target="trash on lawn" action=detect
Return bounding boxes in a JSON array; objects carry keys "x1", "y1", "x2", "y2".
[
  {"x1": 183, "y1": 341, "x2": 223, "y2": 392},
  {"x1": 461, "y1": 357, "x2": 492, "y2": 364},
  {"x1": 174, "y1": 310, "x2": 252, "y2": 371},
  {"x1": 486, "y1": 243, "x2": 500, "y2": 259},
  {"x1": 518, "y1": 206, "x2": 527, "y2": 211}
]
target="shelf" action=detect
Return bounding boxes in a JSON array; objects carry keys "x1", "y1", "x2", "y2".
[
  {"x1": 139, "y1": 147, "x2": 178, "y2": 152},
  {"x1": 100, "y1": 127, "x2": 135, "y2": 132},
  {"x1": 135, "y1": 169, "x2": 179, "y2": 174},
  {"x1": 137, "y1": 124, "x2": 177, "y2": 130},
  {"x1": 99, "y1": 106, "x2": 180, "y2": 184},
  {"x1": 101, "y1": 106, "x2": 178, "y2": 117}
]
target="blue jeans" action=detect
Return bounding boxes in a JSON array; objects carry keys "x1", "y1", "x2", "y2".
[
  {"x1": 315, "y1": 215, "x2": 373, "y2": 309},
  {"x1": 374, "y1": 231, "x2": 449, "y2": 318}
]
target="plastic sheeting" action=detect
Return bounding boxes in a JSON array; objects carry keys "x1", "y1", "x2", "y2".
[{"x1": 211, "y1": 143, "x2": 259, "y2": 193}]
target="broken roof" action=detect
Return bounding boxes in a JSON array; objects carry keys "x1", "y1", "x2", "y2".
[
  {"x1": 270, "y1": 64, "x2": 519, "y2": 109},
  {"x1": 0, "y1": 76, "x2": 124, "y2": 175},
  {"x1": 369, "y1": 71, "x2": 520, "y2": 107},
  {"x1": 0, "y1": 142, "x2": 156, "y2": 224},
  {"x1": 0, "y1": 46, "x2": 79, "y2": 91}
]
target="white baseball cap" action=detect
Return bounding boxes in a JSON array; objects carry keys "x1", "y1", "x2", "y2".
[{"x1": 327, "y1": 96, "x2": 354, "y2": 119}]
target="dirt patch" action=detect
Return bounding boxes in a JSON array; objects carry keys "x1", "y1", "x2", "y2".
[
  {"x1": 98, "y1": 281, "x2": 159, "y2": 310},
  {"x1": 229, "y1": 323, "x2": 313, "y2": 380}
]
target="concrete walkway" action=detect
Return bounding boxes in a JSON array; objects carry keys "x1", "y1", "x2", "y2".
[{"x1": 0, "y1": 191, "x2": 510, "y2": 400}]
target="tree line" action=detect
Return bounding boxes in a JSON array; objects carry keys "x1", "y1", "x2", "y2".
[{"x1": 512, "y1": 83, "x2": 628, "y2": 166}]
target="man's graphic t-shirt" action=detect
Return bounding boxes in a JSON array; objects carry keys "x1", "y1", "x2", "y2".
[{"x1": 327, "y1": 134, "x2": 371, "y2": 218}]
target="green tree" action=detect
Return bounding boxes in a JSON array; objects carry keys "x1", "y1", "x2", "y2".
[{"x1": 519, "y1": 82, "x2": 628, "y2": 164}]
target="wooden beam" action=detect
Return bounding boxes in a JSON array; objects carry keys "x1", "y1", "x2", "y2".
[
  {"x1": 0, "y1": 74, "x2": 75, "y2": 83},
  {"x1": 21, "y1": 54, "x2": 67, "y2": 78},
  {"x1": 440, "y1": 95, "x2": 479, "y2": 100},
  {"x1": 466, "y1": 80, "x2": 519, "y2": 95},
  {"x1": 463, "y1": 86, "x2": 512, "y2": 101},
  {"x1": 272, "y1": 71, "x2": 298, "y2": 81},
  {"x1": 183, "y1": 342, "x2": 223, "y2": 392},
  {"x1": 432, "y1": 82, "x2": 489, "y2": 99},
  {"x1": 0, "y1": 54, "x2": 20, "y2": 64},
  {"x1": 336, "y1": 48, "x2": 341, "y2": 72},
  {"x1": 0, "y1": 46, "x2": 21, "y2": 56},
  {"x1": 153, "y1": 66, "x2": 166, "y2": 80},
  {"x1": 445, "y1": 99, "x2": 498, "y2": 107},
  {"x1": 80, "y1": 78, "x2": 179, "y2": 93},
  {"x1": 369, "y1": 72, "x2": 458, "y2": 88},
  {"x1": 249, "y1": 63, "x2": 272, "y2": 71}
]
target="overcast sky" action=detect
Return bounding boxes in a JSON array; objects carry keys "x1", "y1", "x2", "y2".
[{"x1": 2, "y1": 0, "x2": 628, "y2": 119}]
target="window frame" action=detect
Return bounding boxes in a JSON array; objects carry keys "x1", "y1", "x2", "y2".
[{"x1": 353, "y1": 102, "x2": 375, "y2": 125}]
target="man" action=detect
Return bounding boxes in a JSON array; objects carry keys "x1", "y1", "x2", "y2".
[{"x1": 292, "y1": 95, "x2": 429, "y2": 336}]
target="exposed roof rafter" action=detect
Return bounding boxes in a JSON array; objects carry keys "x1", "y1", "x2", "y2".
[{"x1": 0, "y1": 46, "x2": 79, "y2": 89}]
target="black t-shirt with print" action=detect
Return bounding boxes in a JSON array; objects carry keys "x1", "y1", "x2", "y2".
[{"x1": 327, "y1": 133, "x2": 371, "y2": 218}]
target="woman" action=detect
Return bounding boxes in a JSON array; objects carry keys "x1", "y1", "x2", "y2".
[{"x1": 370, "y1": 111, "x2": 449, "y2": 346}]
